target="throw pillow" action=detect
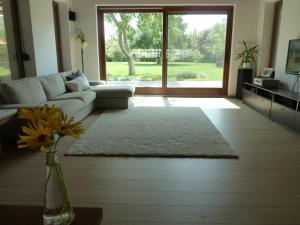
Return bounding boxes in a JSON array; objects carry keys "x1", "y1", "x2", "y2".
[
  {"x1": 66, "y1": 71, "x2": 90, "y2": 91},
  {"x1": 65, "y1": 81, "x2": 82, "y2": 92},
  {"x1": 66, "y1": 71, "x2": 81, "y2": 81}
]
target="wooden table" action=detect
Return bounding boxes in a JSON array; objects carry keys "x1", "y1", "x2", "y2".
[
  {"x1": 0, "y1": 205, "x2": 103, "y2": 225},
  {"x1": 0, "y1": 109, "x2": 18, "y2": 160},
  {"x1": 0, "y1": 109, "x2": 17, "y2": 126}
]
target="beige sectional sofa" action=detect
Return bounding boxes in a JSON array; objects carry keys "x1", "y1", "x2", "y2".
[{"x1": 0, "y1": 71, "x2": 135, "y2": 142}]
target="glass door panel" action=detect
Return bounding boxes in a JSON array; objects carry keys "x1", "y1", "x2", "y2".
[
  {"x1": 0, "y1": 2, "x2": 11, "y2": 79},
  {"x1": 104, "y1": 12, "x2": 163, "y2": 87},
  {"x1": 167, "y1": 14, "x2": 227, "y2": 88}
]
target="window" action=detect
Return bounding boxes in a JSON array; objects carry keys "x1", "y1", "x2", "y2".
[
  {"x1": 98, "y1": 6, "x2": 233, "y2": 95},
  {"x1": 0, "y1": 1, "x2": 11, "y2": 79}
]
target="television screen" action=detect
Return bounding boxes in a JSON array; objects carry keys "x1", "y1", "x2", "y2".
[{"x1": 286, "y1": 39, "x2": 300, "y2": 75}]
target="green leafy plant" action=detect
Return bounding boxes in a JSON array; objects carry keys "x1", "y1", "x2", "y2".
[{"x1": 236, "y1": 40, "x2": 259, "y2": 67}]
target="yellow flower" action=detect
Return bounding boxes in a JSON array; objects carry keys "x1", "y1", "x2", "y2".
[
  {"x1": 18, "y1": 122, "x2": 54, "y2": 152},
  {"x1": 54, "y1": 114, "x2": 84, "y2": 138},
  {"x1": 18, "y1": 105, "x2": 84, "y2": 153},
  {"x1": 19, "y1": 105, "x2": 62, "y2": 126}
]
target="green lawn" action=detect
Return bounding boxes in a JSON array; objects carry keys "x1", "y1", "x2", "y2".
[
  {"x1": 0, "y1": 67, "x2": 10, "y2": 77},
  {"x1": 106, "y1": 62, "x2": 223, "y2": 81}
]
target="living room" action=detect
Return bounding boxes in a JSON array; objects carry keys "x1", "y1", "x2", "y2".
[{"x1": 0, "y1": 0, "x2": 300, "y2": 224}]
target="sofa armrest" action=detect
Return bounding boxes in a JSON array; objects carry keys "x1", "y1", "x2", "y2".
[
  {"x1": 89, "y1": 80, "x2": 107, "y2": 86},
  {"x1": 0, "y1": 104, "x2": 36, "y2": 109}
]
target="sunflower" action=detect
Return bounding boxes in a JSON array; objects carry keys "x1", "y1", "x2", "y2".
[
  {"x1": 54, "y1": 113, "x2": 85, "y2": 138},
  {"x1": 18, "y1": 105, "x2": 84, "y2": 152},
  {"x1": 19, "y1": 105, "x2": 62, "y2": 126},
  {"x1": 18, "y1": 122, "x2": 54, "y2": 153}
]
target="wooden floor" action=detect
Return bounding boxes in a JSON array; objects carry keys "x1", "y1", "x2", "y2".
[{"x1": 1, "y1": 97, "x2": 300, "y2": 225}]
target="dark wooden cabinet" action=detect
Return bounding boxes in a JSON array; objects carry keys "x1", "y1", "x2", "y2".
[
  {"x1": 243, "y1": 90, "x2": 271, "y2": 117},
  {"x1": 0, "y1": 205, "x2": 103, "y2": 225},
  {"x1": 242, "y1": 82, "x2": 300, "y2": 133},
  {"x1": 236, "y1": 69, "x2": 253, "y2": 99},
  {"x1": 296, "y1": 111, "x2": 300, "y2": 132},
  {"x1": 271, "y1": 102, "x2": 296, "y2": 128}
]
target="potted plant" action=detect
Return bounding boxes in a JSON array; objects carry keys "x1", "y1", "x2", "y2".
[{"x1": 236, "y1": 40, "x2": 259, "y2": 69}]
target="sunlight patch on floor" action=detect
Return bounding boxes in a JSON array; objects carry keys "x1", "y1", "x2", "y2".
[
  {"x1": 132, "y1": 97, "x2": 240, "y2": 109},
  {"x1": 132, "y1": 97, "x2": 166, "y2": 107}
]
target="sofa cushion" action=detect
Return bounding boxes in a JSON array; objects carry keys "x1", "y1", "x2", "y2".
[
  {"x1": 66, "y1": 71, "x2": 90, "y2": 91},
  {"x1": 46, "y1": 99, "x2": 85, "y2": 117},
  {"x1": 39, "y1": 74, "x2": 66, "y2": 99},
  {"x1": 91, "y1": 86, "x2": 135, "y2": 98},
  {"x1": 66, "y1": 71, "x2": 82, "y2": 81},
  {"x1": 51, "y1": 91, "x2": 96, "y2": 106},
  {"x1": 0, "y1": 78, "x2": 47, "y2": 104}
]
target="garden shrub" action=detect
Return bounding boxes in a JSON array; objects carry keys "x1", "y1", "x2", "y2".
[
  {"x1": 138, "y1": 56, "x2": 158, "y2": 62},
  {"x1": 215, "y1": 61, "x2": 224, "y2": 68},
  {"x1": 112, "y1": 50, "x2": 127, "y2": 62},
  {"x1": 105, "y1": 55, "x2": 113, "y2": 62},
  {"x1": 176, "y1": 72, "x2": 197, "y2": 81},
  {"x1": 173, "y1": 55, "x2": 194, "y2": 63}
]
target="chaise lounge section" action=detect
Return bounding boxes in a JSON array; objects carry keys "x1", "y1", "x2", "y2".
[
  {"x1": 92, "y1": 85, "x2": 135, "y2": 109},
  {"x1": 59, "y1": 71, "x2": 135, "y2": 110}
]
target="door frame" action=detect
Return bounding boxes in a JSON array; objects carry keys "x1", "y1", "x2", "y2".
[
  {"x1": 53, "y1": 1, "x2": 64, "y2": 72},
  {"x1": 97, "y1": 6, "x2": 234, "y2": 96},
  {"x1": 268, "y1": 0, "x2": 282, "y2": 68}
]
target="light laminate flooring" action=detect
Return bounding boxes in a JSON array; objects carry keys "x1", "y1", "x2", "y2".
[{"x1": 0, "y1": 97, "x2": 300, "y2": 225}]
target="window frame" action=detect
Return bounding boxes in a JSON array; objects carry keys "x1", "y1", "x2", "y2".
[{"x1": 97, "y1": 5, "x2": 234, "y2": 96}]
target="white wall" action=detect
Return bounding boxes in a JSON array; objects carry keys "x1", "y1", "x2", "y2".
[
  {"x1": 29, "y1": 0, "x2": 58, "y2": 76},
  {"x1": 274, "y1": 0, "x2": 300, "y2": 92},
  {"x1": 72, "y1": 0, "x2": 261, "y2": 96},
  {"x1": 56, "y1": 0, "x2": 77, "y2": 71},
  {"x1": 17, "y1": 0, "x2": 58, "y2": 76},
  {"x1": 256, "y1": 0, "x2": 275, "y2": 75}
]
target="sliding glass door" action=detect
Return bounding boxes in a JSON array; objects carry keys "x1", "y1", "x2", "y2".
[
  {"x1": 0, "y1": 1, "x2": 11, "y2": 79},
  {"x1": 103, "y1": 12, "x2": 163, "y2": 87},
  {"x1": 167, "y1": 14, "x2": 227, "y2": 88},
  {"x1": 0, "y1": 0, "x2": 25, "y2": 81},
  {"x1": 98, "y1": 6, "x2": 233, "y2": 95}
]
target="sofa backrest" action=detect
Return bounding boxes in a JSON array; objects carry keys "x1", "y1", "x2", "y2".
[
  {"x1": 0, "y1": 77, "x2": 47, "y2": 105},
  {"x1": 39, "y1": 73, "x2": 67, "y2": 100}
]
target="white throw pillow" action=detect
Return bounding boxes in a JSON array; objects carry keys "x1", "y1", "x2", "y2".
[
  {"x1": 73, "y1": 75, "x2": 90, "y2": 91},
  {"x1": 65, "y1": 81, "x2": 82, "y2": 92},
  {"x1": 66, "y1": 71, "x2": 90, "y2": 91}
]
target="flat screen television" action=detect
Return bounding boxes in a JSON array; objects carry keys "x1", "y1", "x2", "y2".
[{"x1": 286, "y1": 39, "x2": 300, "y2": 75}]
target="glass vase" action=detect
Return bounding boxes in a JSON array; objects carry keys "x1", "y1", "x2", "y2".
[{"x1": 43, "y1": 150, "x2": 75, "y2": 225}]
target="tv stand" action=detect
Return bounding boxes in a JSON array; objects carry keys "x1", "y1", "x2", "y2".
[{"x1": 242, "y1": 82, "x2": 300, "y2": 133}]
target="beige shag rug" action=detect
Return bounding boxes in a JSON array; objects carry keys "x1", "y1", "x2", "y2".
[{"x1": 66, "y1": 107, "x2": 237, "y2": 159}]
